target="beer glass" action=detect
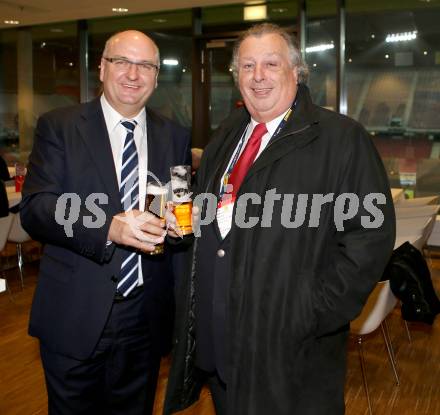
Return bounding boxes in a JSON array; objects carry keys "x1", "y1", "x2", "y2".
[
  {"x1": 144, "y1": 182, "x2": 167, "y2": 254},
  {"x1": 170, "y1": 165, "x2": 193, "y2": 235}
]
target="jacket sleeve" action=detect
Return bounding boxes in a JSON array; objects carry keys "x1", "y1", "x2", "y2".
[
  {"x1": 312, "y1": 123, "x2": 396, "y2": 337},
  {"x1": 20, "y1": 113, "x2": 114, "y2": 263}
]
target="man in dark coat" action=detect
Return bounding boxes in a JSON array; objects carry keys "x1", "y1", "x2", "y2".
[
  {"x1": 20, "y1": 30, "x2": 191, "y2": 414},
  {"x1": 164, "y1": 23, "x2": 395, "y2": 415}
]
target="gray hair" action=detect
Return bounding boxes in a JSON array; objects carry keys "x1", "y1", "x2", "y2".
[{"x1": 231, "y1": 23, "x2": 308, "y2": 84}]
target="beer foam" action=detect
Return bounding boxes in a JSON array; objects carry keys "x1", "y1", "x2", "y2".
[
  {"x1": 171, "y1": 165, "x2": 189, "y2": 176},
  {"x1": 147, "y1": 184, "x2": 168, "y2": 195},
  {"x1": 173, "y1": 194, "x2": 191, "y2": 203}
]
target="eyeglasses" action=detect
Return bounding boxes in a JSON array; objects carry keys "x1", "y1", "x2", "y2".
[{"x1": 103, "y1": 57, "x2": 159, "y2": 74}]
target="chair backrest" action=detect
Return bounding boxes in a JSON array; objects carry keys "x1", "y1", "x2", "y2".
[
  {"x1": 391, "y1": 188, "x2": 404, "y2": 204},
  {"x1": 351, "y1": 281, "x2": 397, "y2": 336},
  {"x1": 396, "y1": 216, "x2": 435, "y2": 251},
  {"x1": 396, "y1": 216, "x2": 431, "y2": 238},
  {"x1": 395, "y1": 205, "x2": 439, "y2": 220},
  {"x1": 398, "y1": 195, "x2": 439, "y2": 207},
  {"x1": 0, "y1": 214, "x2": 14, "y2": 251},
  {"x1": 8, "y1": 213, "x2": 31, "y2": 244}
]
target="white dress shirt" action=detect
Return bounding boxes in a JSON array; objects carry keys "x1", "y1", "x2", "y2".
[
  {"x1": 217, "y1": 109, "x2": 290, "y2": 238},
  {"x1": 100, "y1": 94, "x2": 148, "y2": 286}
]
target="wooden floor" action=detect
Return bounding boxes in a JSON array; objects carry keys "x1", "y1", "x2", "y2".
[{"x1": 0, "y1": 245, "x2": 439, "y2": 415}]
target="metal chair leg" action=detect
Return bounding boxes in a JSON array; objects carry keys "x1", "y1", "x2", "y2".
[
  {"x1": 380, "y1": 321, "x2": 400, "y2": 386},
  {"x1": 403, "y1": 320, "x2": 412, "y2": 343},
  {"x1": 5, "y1": 278, "x2": 15, "y2": 302},
  {"x1": 357, "y1": 336, "x2": 373, "y2": 415},
  {"x1": 16, "y1": 243, "x2": 24, "y2": 289}
]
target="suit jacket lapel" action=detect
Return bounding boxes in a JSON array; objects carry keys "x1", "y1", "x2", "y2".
[
  {"x1": 146, "y1": 108, "x2": 172, "y2": 185},
  {"x1": 77, "y1": 98, "x2": 121, "y2": 212},
  {"x1": 208, "y1": 118, "x2": 249, "y2": 241}
]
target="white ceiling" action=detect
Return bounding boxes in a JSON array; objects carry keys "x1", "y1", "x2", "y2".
[{"x1": 0, "y1": 0, "x2": 246, "y2": 29}]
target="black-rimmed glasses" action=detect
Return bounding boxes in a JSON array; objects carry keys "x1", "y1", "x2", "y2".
[{"x1": 103, "y1": 57, "x2": 159, "y2": 74}]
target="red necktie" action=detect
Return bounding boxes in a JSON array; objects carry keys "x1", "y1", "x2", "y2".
[{"x1": 228, "y1": 123, "x2": 267, "y2": 198}]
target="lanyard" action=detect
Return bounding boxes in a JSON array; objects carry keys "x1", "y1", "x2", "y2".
[{"x1": 219, "y1": 104, "x2": 295, "y2": 201}]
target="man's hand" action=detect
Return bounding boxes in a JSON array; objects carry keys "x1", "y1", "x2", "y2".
[
  {"x1": 165, "y1": 203, "x2": 183, "y2": 239},
  {"x1": 192, "y1": 205, "x2": 200, "y2": 237},
  {"x1": 107, "y1": 209, "x2": 166, "y2": 253}
]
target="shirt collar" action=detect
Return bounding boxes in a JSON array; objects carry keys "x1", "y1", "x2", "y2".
[
  {"x1": 100, "y1": 93, "x2": 146, "y2": 135},
  {"x1": 250, "y1": 108, "x2": 290, "y2": 138}
]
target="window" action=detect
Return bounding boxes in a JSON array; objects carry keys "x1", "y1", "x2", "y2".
[{"x1": 346, "y1": 0, "x2": 440, "y2": 196}]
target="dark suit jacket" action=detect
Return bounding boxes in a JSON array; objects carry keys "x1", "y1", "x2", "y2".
[{"x1": 20, "y1": 97, "x2": 191, "y2": 360}]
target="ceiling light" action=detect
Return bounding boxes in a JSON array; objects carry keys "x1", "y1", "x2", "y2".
[
  {"x1": 163, "y1": 59, "x2": 178, "y2": 66},
  {"x1": 4, "y1": 20, "x2": 19, "y2": 25},
  {"x1": 371, "y1": 34, "x2": 375, "y2": 39},
  {"x1": 313, "y1": 63, "x2": 317, "y2": 67},
  {"x1": 423, "y1": 50, "x2": 428, "y2": 55},
  {"x1": 244, "y1": 5, "x2": 267, "y2": 21},
  {"x1": 348, "y1": 58, "x2": 352, "y2": 63},
  {"x1": 41, "y1": 42, "x2": 46, "y2": 48},
  {"x1": 112, "y1": 8, "x2": 128, "y2": 13},
  {"x1": 182, "y1": 68, "x2": 186, "y2": 73},
  {"x1": 68, "y1": 62, "x2": 74, "y2": 67},
  {"x1": 152, "y1": 18, "x2": 167, "y2": 23},
  {"x1": 305, "y1": 43, "x2": 335, "y2": 53},
  {"x1": 386, "y1": 31, "x2": 417, "y2": 43},
  {"x1": 385, "y1": 54, "x2": 390, "y2": 59}
]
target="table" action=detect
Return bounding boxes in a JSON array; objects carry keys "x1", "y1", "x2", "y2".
[
  {"x1": 6, "y1": 185, "x2": 21, "y2": 208},
  {"x1": 391, "y1": 188, "x2": 404, "y2": 204}
]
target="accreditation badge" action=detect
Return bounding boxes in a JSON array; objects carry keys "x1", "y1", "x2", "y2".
[{"x1": 216, "y1": 196, "x2": 235, "y2": 239}]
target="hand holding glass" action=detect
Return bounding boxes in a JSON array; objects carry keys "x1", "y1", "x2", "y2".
[
  {"x1": 144, "y1": 182, "x2": 167, "y2": 254},
  {"x1": 170, "y1": 165, "x2": 193, "y2": 235}
]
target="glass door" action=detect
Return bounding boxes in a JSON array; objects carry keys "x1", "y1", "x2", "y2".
[{"x1": 204, "y1": 39, "x2": 242, "y2": 132}]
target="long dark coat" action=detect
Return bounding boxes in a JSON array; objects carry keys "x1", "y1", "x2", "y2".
[{"x1": 164, "y1": 85, "x2": 396, "y2": 414}]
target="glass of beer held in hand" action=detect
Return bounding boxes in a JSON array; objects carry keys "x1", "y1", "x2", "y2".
[
  {"x1": 170, "y1": 165, "x2": 193, "y2": 235},
  {"x1": 144, "y1": 182, "x2": 168, "y2": 254}
]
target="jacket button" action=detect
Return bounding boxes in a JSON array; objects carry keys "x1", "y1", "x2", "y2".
[
  {"x1": 110, "y1": 275, "x2": 118, "y2": 283},
  {"x1": 217, "y1": 249, "x2": 225, "y2": 258}
]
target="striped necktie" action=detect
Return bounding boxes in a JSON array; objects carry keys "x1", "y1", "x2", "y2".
[{"x1": 117, "y1": 120, "x2": 140, "y2": 297}]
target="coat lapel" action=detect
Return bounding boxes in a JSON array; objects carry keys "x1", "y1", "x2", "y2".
[
  {"x1": 76, "y1": 98, "x2": 121, "y2": 212},
  {"x1": 242, "y1": 84, "x2": 320, "y2": 187},
  {"x1": 204, "y1": 116, "x2": 249, "y2": 241}
]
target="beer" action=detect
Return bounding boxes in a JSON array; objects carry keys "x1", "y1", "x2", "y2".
[
  {"x1": 172, "y1": 198, "x2": 193, "y2": 235},
  {"x1": 145, "y1": 183, "x2": 167, "y2": 255},
  {"x1": 170, "y1": 165, "x2": 193, "y2": 235}
]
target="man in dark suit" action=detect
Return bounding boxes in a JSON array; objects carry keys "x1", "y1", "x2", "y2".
[
  {"x1": 164, "y1": 23, "x2": 395, "y2": 415},
  {"x1": 20, "y1": 30, "x2": 191, "y2": 415}
]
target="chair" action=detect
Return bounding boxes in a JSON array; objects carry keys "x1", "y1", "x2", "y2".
[
  {"x1": 398, "y1": 195, "x2": 439, "y2": 207},
  {"x1": 395, "y1": 204, "x2": 439, "y2": 220},
  {"x1": 391, "y1": 188, "x2": 404, "y2": 204},
  {"x1": 351, "y1": 281, "x2": 399, "y2": 415},
  {"x1": 394, "y1": 217, "x2": 435, "y2": 343},
  {"x1": 7, "y1": 213, "x2": 32, "y2": 289},
  {"x1": 0, "y1": 214, "x2": 14, "y2": 297},
  {"x1": 395, "y1": 217, "x2": 434, "y2": 251}
]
